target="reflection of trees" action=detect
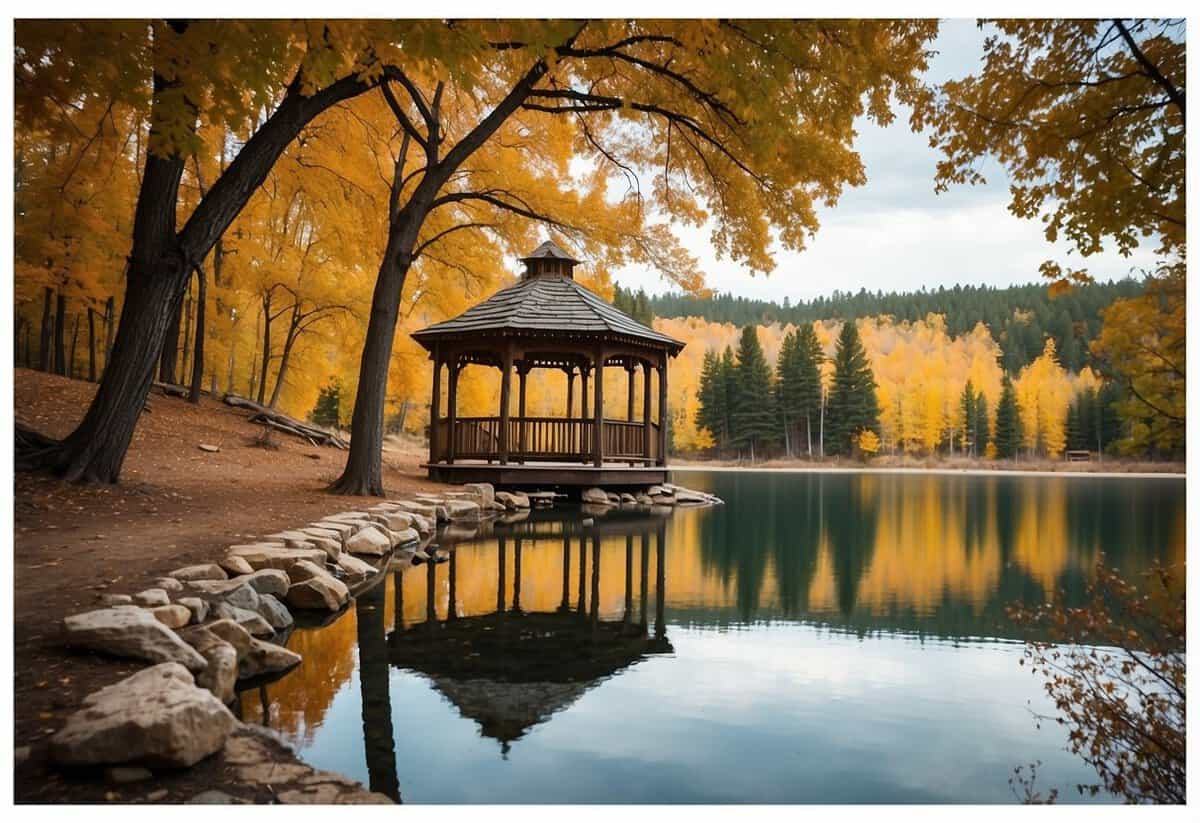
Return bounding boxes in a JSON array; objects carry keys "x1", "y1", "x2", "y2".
[
  {"x1": 356, "y1": 581, "x2": 400, "y2": 802},
  {"x1": 771, "y1": 475, "x2": 821, "y2": 617},
  {"x1": 824, "y1": 474, "x2": 880, "y2": 615},
  {"x1": 696, "y1": 472, "x2": 775, "y2": 619}
]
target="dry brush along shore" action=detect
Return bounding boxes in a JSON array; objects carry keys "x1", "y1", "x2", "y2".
[{"x1": 17, "y1": 479, "x2": 719, "y2": 803}]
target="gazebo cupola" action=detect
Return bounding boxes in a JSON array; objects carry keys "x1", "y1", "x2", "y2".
[{"x1": 411, "y1": 240, "x2": 685, "y2": 487}]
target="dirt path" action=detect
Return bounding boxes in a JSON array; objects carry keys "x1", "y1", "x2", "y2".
[{"x1": 12, "y1": 369, "x2": 445, "y2": 799}]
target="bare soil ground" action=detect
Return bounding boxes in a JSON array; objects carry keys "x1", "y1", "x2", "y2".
[{"x1": 11, "y1": 368, "x2": 444, "y2": 801}]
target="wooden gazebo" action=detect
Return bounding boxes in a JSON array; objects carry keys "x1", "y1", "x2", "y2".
[{"x1": 411, "y1": 241, "x2": 684, "y2": 487}]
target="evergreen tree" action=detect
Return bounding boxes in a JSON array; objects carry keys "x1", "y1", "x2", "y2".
[
  {"x1": 793, "y1": 322, "x2": 824, "y2": 457},
  {"x1": 311, "y1": 380, "x2": 342, "y2": 430},
  {"x1": 972, "y1": 388, "x2": 990, "y2": 454},
  {"x1": 1066, "y1": 397, "x2": 1084, "y2": 451},
  {"x1": 825, "y1": 320, "x2": 880, "y2": 456},
  {"x1": 994, "y1": 374, "x2": 1022, "y2": 459},
  {"x1": 696, "y1": 349, "x2": 728, "y2": 451},
  {"x1": 1096, "y1": 382, "x2": 1123, "y2": 454},
  {"x1": 731, "y1": 325, "x2": 777, "y2": 461},
  {"x1": 718, "y1": 345, "x2": 737, "y2": 448},
  {"x1": 960, "y1": 379, "x2": 979, "y2": 456},
  {"x1": 775, "y1": 331, "x2": 801, "y2": 455}
]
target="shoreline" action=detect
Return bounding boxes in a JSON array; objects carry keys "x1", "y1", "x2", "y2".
[{"x1": 668, "y1": 464, "x2": 1185, "y2": 480}]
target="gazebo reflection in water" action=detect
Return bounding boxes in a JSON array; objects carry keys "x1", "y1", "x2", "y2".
[{"x1": 355, "y1": 508, "x2": 672, "y2": 801}]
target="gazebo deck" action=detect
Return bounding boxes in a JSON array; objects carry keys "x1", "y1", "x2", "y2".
[{"x1": 423, "y1": 460, "x2": 669, "y2": 489}]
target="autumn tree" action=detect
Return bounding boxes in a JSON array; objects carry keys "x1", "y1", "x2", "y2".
[
  {"x1": 330, "y1": 19, "x2": 938, "y2": 494},
  {"x1": 994, "y1": 374, "x2": 1023, "y2": 459},
  {"x1": 825, "y1": 321, "x2": 880, "y2": 457}
]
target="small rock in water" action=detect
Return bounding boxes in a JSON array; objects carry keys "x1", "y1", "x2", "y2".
[
  {"x1": 106, "y1": 766, "x2": 153, "y2": 784},
  {"x1": 197, "y1": 444, "x2": 220, "y2": 453}
]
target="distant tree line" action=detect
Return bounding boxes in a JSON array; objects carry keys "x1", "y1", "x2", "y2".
[
  {"x1": 644, "y1": 279, "x2": 1144, "y2": 373},
  {"x1": 695, "y1": 323, "x2": 1128, "y2": 463}
]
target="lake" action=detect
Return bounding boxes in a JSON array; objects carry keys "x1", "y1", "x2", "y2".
[{"x1": 236, "y1": 470, "x2": 1185, "y2": 803}]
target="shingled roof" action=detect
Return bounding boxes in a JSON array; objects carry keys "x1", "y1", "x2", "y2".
[{"x1": 411, "y1": 263, "x2": 684, "y2": 354}]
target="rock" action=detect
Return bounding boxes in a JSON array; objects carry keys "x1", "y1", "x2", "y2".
[
  {"x1": 152, "y1": 577, "x2": 186, "y2": 593},
  {"x1": 636, "y1": 493, "x2": 654, "y2": 505},
  {"x1": 392, "y1": 526, "x2": 420, "y2": 547},
  {"x1": 495, "y1": 490, "x2": 530, "y2": 510},
  {"x1": 145, "y1": 788, "x2": 169, "y2": 801},
  {"x1": 445, "y1": 499, "x2": 483, "y2": 521},
  {"x1": 132, "y1": 588, "x2": 170, "y2": 607},
  {"x1": 581, "y1": 517, "x2": 595, "y2": 527},
  {"x1": 408, "y1": 513, "x2": 435, "y2": 534},
  {"x1": 463, "y1": 482, "x2": 495, "y2": 507},
  {"x1": 63, "y1": 607, "x2": 207, "y2": 671},
  {"x1": 368, "y1": 510, "x2": 413, "y2": 532},
  {"x1": 169, "y1": 564, "x2": 228, "y2": 582},
  {"x1": 580, "y1": 487, "x2": 610, "y2": 505},
  {"x1": 218, "y1": 554, "x2": 255, "y2": 576},
  {"x1": 606, "y1": 492, "x2": 621, "y2": 505},
  {"x1": 221, "y1": 581, "x2": 261, "y2": 612},
  {"x1": 286, "y1": 577, "x2": 350, "y2": 612},
  {"x1": 239, "y1": 638, "x2": 302, "y2": 680},
  {"x1": 647, "y1": 484, "x2": 668, "y2": 496},
  {"x1": 227, "y1": 544, "x2": 326, "y2": 572},
  {"x1": 209, "y1": 602, "x2": 275, "y2": 638},
  {"x1": 191, "y1": 619, "x2": 252, "y2": 660},
  {"x1": 151, "y1": 605, "x2": 192, "y2": 629},
  {"x1": 275, "y1": 771, "x2": 394, "y2": 804},
  {"x1": 620, "y1": 492, "x2": 637, "y2": 504},
  {"x1": 527, "y1": 490, "x2": 557, "y2": 507},
  {"x1": 335, "y1": 553, "x2": 377, "y2": 579},
  {"x1": 651, "y1": 493, "x2": 676, "y2": 506},
  {"x1": 97, "y1": 593, "x2": 133, "y2": 607},
  {"x1": 106, "y1": 766, "x2": 153, "y2": 783},
  {"x1": 188, "y1": 570, "x2": 288, "y2": 601},
  {"x1": 345, "y1": 525, "x2": 391, "y2": 556},
  {"x1": 188, "y1": 790, "x2": 239, "y2": 804},
  {"x1": 197, "y1": 443, "x2": 220, "y2": 453},
  {"x1": 241, "y1": 569, "x2": 290, "y2": 599},
  {"x1": 184, "y1": 630, "x2": 238, "y2": 704},
  {"x1": 299, "y1": 525, "x2": 344, "y2": 542},
  {"x1": 49, "y1": 663, "x2": 236, "y2": 768},
  {"x1": 389, "y1": 499, "x2": 438, "y2": 519},
  {"x1": 310, "y1": 520, "x2": 355, "y2": 539},
  {"x1": 255, "y1": 594, "x2": 294, "y2": 630},
  {"x1": 177, "y1": 597, "x2": 209, "y2": 623}
]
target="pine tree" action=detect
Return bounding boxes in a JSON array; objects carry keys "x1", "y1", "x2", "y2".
[
  {"x1": 696, "y1": 349, "x2": 727, "y2": 451},
  {"x1": 972, "y1": 388, "x2": 990, "y2": 454},
  {"x1": 960, "y1": 379, "x2": 977, "y2": 456},
  {"x1": 775, "y1": 331, "x2": 800, "y2": 455},
  {"x1": 994, "y1": 374, "x2": 1022, "y2": 459},
  {"x1": 1065, "y1": 397, "x2": 1084, "y2": 451},
  {"x1": 719, "y1": 346, "x2": 737, "y2": 449},
  {"x1": 825, "y1": 320, "x2": 880, "y2": 456},
  {"x1": 794, "y1": 322, "x2": 824, "y2": 457},
  {"x1": 731, "y1": 325, "x2": 777, "y2": 461},
  {"x1": 311, "y1": 380, "x2": 342, "y2": 430}
]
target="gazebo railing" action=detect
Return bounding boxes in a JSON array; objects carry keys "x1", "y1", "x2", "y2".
[{"x1": 438, "y1": 416, "x2": 657, "y2": 463}]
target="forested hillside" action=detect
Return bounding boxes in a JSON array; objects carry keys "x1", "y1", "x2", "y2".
[{"x1": 625, "y1": 279, "x2": 1145, "y2": 373}]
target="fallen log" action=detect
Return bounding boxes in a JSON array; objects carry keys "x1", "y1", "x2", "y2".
[{"x1": 224, "y1": 394, "x2": 348, "y2": 449}]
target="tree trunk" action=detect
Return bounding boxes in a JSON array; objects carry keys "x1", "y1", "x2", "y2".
[
  {"x1": 68, "y1": 313, "x2": 80, "y2": 379},
  {"x1": 158, "y1": 294, "x2": 183, "y2": 385},
  {"x1": 87, "y1": 307, "x2": 97, "y2": 381},
  {"x1": 180, "y1": 276, "x2": 193, "y2": 386},
  {"x1": 268, "y1": 307, "x2": 300, "y2": 409},
  {"x1": 54, "y1": 292, "x2": 67, "y2": 376},
  {"x1": 39, "y1": 287, "x2": 53, "y2": 372},
  {"x1": 331, "y1": 231, "x2": 415, "y2": 496},
  {"x1": 256, "y1": 293, "x2": 272, "y2": 405},
  {"x1": 188, "y1": 265, "x2": 206, "y2": 402}
]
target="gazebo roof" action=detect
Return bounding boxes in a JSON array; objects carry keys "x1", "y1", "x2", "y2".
[{"x1": 411, "y1": 246, "x2": 684, "y2": 355}]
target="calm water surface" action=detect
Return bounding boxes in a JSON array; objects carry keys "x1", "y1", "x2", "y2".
[{"x1": 237, "y1": 470, "x2": 1184, "y2": 803}]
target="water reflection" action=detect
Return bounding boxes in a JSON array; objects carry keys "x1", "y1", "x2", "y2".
[{"x1": 237, "y1": 471, "x2": 1184, "y2": 803}]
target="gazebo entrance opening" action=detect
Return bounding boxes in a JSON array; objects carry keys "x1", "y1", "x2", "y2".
[{"x1": 412, "y1": 241, "x2": 684, "y2": 477}]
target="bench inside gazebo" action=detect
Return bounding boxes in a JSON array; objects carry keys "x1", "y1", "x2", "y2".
[{"x1": 411, "y1": 241, "x2": 684, "y2": 488}]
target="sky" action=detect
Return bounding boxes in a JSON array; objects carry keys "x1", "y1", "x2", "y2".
[{"x1": 610, "y1": 19, "x2": 1159, "y2": 303}]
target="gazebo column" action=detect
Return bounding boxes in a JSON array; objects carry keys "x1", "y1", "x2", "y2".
[
  {"x1": 592, "y1": 349, "x2": 605, "y2": 467},
  {"x1": 626, "y1": 363, "x2": 636, "y2": 421},
  {"x1": 429, "y1": 352, "x2": 442, "y2": 464},
  {"x1": 580, "y1": 365, "x2": 590, "y2": 458},
  {"x1": 446, "y1": 355, "x2": 459, "y2": 464},
  {"x1": 499, "y1": 344, "x2": 513, "y2": 465},
  {"x1": 566, "y1": 367, "x2": 576, "y2": 454},
  {"x1": 517, "y1": 365, "x2": 528, "y2": 463},
  {"x1": 642, "y1": 360, "x2": 652, "y2": 462},
  {"x1": 657, "y1": 357, "x2": 669, "y2": 466}
]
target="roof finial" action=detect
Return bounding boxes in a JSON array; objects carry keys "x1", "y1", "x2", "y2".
[{"x1": 521, "y1": 240, "x2": 580, "y2": 280}]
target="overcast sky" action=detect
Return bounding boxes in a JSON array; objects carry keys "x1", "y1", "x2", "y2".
[{"x1": 610, "y1": 19, "x2": 1158, "y2": 302}]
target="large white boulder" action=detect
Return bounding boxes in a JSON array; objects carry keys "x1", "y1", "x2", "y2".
[
  {"x1": 63, "y1": 608, "x2": 207, "y2": 671},
  {"x1": 445, "y1": 499, "x2": 483, "y2": 521},
  {"x1": 285, "y1": 559, "x2": 351, "y2": 611},
  {"x1": 49, "y1": 663, "x2": 236, "y2": 768},
  {"x1": 345, "y1": 524, "x2": 392, "y2": 556},
  {"x1": 389, "y1": 499, "x2": 438, "y2": 519},
  {"x1": 581, "y1": 487, "x2": 610, "y2": 505},
  {"x1": 463, "y1": 482, "x2": 495, "y2": 507},
  {"x1": 227, "y1": 544, "x2": 326, "y2": 572},
  {"x1": 335, "y1": 553, "x2": 377, "y2": 580}
]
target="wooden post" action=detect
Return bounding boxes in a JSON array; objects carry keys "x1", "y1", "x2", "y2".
[
  {"x1": 581, "y1": 367, "x2": 589, "y2": 420},
  {"x1": 642, "y1": 361, "x2": 652, "y2": 461},
  {"x1": 626, "y1": 364, "x2": 635, "y2": 421},
  {"x1": 517, "y1": 365, "x2": 528, "y2": 463},
  {"x1": 566, "y1": 368, "x2": 576, "y2": 455},
  {"x1": 429, "y1": 353, "x2": 442, "y2": 464},
  {"x1": 593, "y1": 349, "x2": 605, "y2": 467},
  {"x1": 446, "y1": 355, "x2": 459, "y2": 464},
  {"x1": 657, "y1": 358, "x2": 669, "y2": 465},
  {"x1": 499, "y1": 344, "x2": 513, "y2": 464}
]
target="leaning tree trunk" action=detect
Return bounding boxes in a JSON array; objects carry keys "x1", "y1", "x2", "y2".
[
  {"x1": 38, "y1": 287, "x2": 52, "y2": 372},
  {"x1": 104, "y1": 295, "x2": 115, "y2": 373},
  {"x1": 87, "y1": 307, "x2": 97, "y2": 381},
  {"x1": 54, "y1": 293, "x2": 67, "y2": 376},
  {"x1": 256, "y1": 295, "x2": 272, "y2": 405},
  {"x1": 331, "y1": 233, "x2": 414, "y2": 496},
  {"x1": 188, "y1": 265, "x2": 206, "y2": 403},
  {"x1": 68, "y1": 313, "x2": 80, "y2": 379},
  {"x1": 268, "y1": 310, "x2": 300, "y2": 409}
]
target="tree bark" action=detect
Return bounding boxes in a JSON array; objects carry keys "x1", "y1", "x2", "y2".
[
  {"x1": 189, "y1": 264, "x2": 207, "y2": 402},
  {"x1": 256, "y1": 292, "x2": 272, "y2": 405},
  {"x1": 87, "y1": 307, "x2": 97, "y2": 381},
  {"x1": 104, "y1": 295, "x2": 114, "y2": 372},
  {"x1": 54, "y1": 292, "x2": 67, "y2": 376},
  {"x1": 158, "y1": 294, "x2": 183, "y2": 384},
  {"x1": 268, "y1": 305, "x2": 300, "y2": 409},
  {"x1": 68, "y1": 313, "x2": 80, "y2": 379},
  {"x1": 39, "y1": 287, "x2": 52, "y2": 372},
  {"x1": 180, "y1": 275, "x2": 194, "y2": 386}
]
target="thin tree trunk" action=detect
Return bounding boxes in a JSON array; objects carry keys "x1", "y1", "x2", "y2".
[
  {"x1": 256, "y1": 294, "x2": 272, "y2": 405},
  {"x1": 180, "y1": 275, "x2": 193, "y2": 387},
  {"x1": 68, "y1": 313, "x2": 80, "y2": 379},
  {"x1": 39, "y1": 287, "x2": 53, "y2": 372},
  {"x1": 104, "y1": 295, "x2": 114, "y2": 372},
  {"x1": 54, "y1": 292, "x2": 67, "y2": 376},
  {"x1": 819, "y1": 388, "x2": 825, "y2": 459},
  {"x1": 87, "y1": 307, "x2": 97, "y2": 381},
  {"x1": 268, "y1": 307, "x2": 300, "y2": 409},
  {"x1": 806, "y1": 411, "x2": 813, "y2": 458},
  {"x1": 188, "y1": 265, "x2": 206, "y2": 402},
  {"x1": 158, "y1": 294, "x2": 183, "y2": 385},
  {"x1": 248, "y1": 307, "x2": 262, "y2": 398}
]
